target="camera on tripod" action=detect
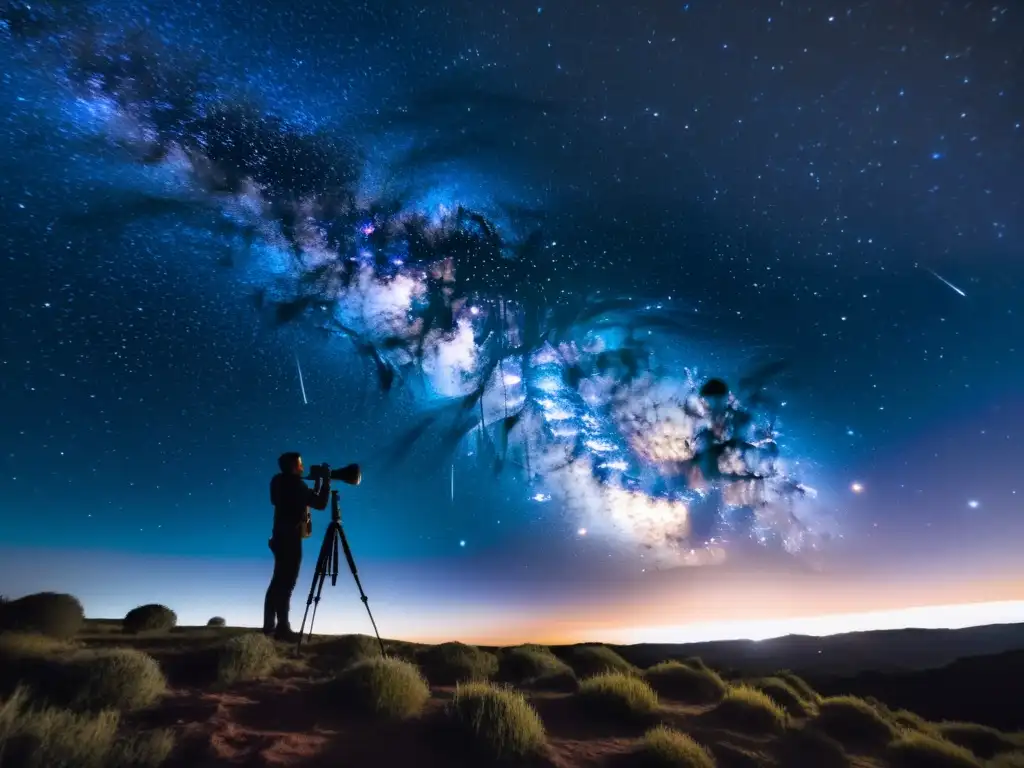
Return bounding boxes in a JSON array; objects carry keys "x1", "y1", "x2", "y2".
[{"x1": 305, "y1": 462, "x2": 363, "y2": 486}]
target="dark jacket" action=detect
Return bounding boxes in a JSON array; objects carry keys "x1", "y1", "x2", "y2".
[{"x1": 270, "y1": 473, "x2": 329, "y2": 539}]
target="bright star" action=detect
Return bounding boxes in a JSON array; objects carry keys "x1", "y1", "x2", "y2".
[
  {"x1": 577, "y1": 528, "x2": 588, "y2": 536},
  {"x1": 967, "y1": 500, "x2": 980, "y2": 509},
  {"x1": 851, "y1": 482, "x2": 864, "y2": 494},
  {"x1": 459, "y1": 539, "x2": 466, "y2": 547}
]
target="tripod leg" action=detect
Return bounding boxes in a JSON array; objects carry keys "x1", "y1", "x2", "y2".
[
  {"x1": 338, "y1": 525, "x2": 386, "y2": 657},
  {"x1": 297, "y1": 525, "x2": 338, "y2": 651}
]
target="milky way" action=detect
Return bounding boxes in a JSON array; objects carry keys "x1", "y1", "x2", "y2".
[{"x1": 0, "y1": 1, "x2": 834, "y2": 566}]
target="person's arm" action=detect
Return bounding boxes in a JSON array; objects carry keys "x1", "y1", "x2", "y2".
[{"x1": 307, "y1": 477, "x2": 331, "y2": 511}]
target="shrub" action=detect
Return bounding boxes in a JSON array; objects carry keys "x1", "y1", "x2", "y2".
[
  {"x1": 216, "y1": 633, "x2": 277, "y2": 684},
  {"x1": 206, "y1": 617, "x2": 227, "y2": 627},
  {"x1": 0, "y1": 686, "x2": 174, "y2": 768},
  {"x1": 445, "y1": 681, "x2": 547, "y2": 762},
  {"x1": 750, "y1": 676, "x2": 816, "y2": 717},
  {"x1": 644, "y1": 661, "x2": 727, "y2": 705},
  {"x1": 636, "y1": 725, "x2": 716, "y2": 768},
  {"x1": 72, "y1": 648, "x2": 167, "y2": 711},
  {"x1": 887, "y1": 731, "x2": 982, "y2": 768},
  {"x1": 935, "y1": 722, "x2": 1018, "y2": 759},
  {"x1": 418, "y1": 642, "x2": 498, "y2": 685},
  {"x1": 324, "y1": 656, "x2": 429, "y2": 719},
  {"x1": 0, "y1": 592, "x2": 85, "y2": 639},
  {"x1": 568, "y1": 645, "x2": 635, "y2": 678},
  {"x1": 577, "y1": 672, "x2": 660, "y2": 721},
  {"x1": 812, "y1": 695, "x2": 897, "y2": 750},
  {"x1": 707, "y1": 685, "x2": 788, "y2": 733},
  {"x1": 498, "y1": 645, "x2": 577, "y2": 690},
  {"x1": 122, "y1": 604, "x2": 177, "y2": 634}
]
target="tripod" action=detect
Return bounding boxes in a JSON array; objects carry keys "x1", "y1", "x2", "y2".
[{"x1": 296, "y1": 489, "x2": 385, "y2": 656}]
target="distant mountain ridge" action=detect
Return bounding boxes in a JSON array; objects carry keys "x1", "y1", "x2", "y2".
[{"x1": 585, "y1": 622, "x2": 1024, "y2": 678}]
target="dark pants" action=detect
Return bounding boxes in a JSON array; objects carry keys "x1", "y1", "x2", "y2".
[{"x1": 263, "y1": 535, "x2": 302, "y2": 632}]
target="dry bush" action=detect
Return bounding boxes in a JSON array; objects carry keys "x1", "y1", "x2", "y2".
[
  {"x1": 707, "y1": 685, "x2": 788, "y2": 734},
  {"x1": 72, "y1": 648, "x2": 167, "y2": 711},
  {"x1": 749, "y1": 676, "x2": 816, "y2": 717},
  {"x1": 122, "y1": 605, "x2": 177, "y2": 635},
  {"x1": 498, "y1": 645, "x2": 577, "y2": 690},
  {"x1": 935, "y1": 722, "x2": 1019, "y2": 759},
  {"x1": 567, "y1": 645, "x2": 635, "y2": 678},
  {"x1": 444, "y1": 681, "x2": 547, "y2": 762},
  {"x1": 0, "y1": 592, "x2": 85, "y2": 639},
  {"x1": 216, "y1": 633, "x2": 277, "y2": 684},
  {"x1": 577, "y1": 672, "x2": 660, "y2": 722},
  {"x1": 417, "y1": 641, "x2": 498, "y2": 685},
  {"x1": 206, "y1": 616, "x2": 226, "y2": 627},
  {"x1": 812, "y1": 695, "x2": 897, "y2": 750},
  {"x1": 323, "y1": 656, "x2": 430, "y2": 719},
  {"x1": 886, "y1": 731, "x2": 982, "y2": 768},
  {"x1": 635, "y1": 725, "x2": 716, "y2": 768},
  {"x1": 0, "y1": 686, "x2": 173, "y2": 767},
  {"x1": 644, "y1": 661, "x2": 727, "y2": 705}
]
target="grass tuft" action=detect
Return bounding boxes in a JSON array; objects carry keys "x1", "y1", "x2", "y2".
[
  {"x1": 216, "y1": 633, "x2": 277, "y2": 684},
  {"x1": 567, "y1": 645, "x2": 636, "y2": 678},
  {"x1": 934, "y1": 722, "x2": 1018, "y2": 759},
  {"x1": 417, "y1": 641, "x2": 498, "y2": 685},
  {"x1": 812, "y1": 695, "x2": 897, "y2": 750},
  {"x1": 0, "y1": 686, "x2": 173, "y2": 767},
  {"x1": 644, "y1": 661, "x2": 727, "y2": 705},
  {"x1": 887, "y1": 730, "x2": 983, "y2": 768},
  {"x1": 577, "y1": 672, "x2": 660, "y2": 722},
  {"x1": 707, "y1": 684, "x2": 788, "y2": 733},
  {"x1": 317, "y1": 633, "x2": 384, "y2": 668},
  {"x1": 72, "y1": 648, "x2": 168, "y2": 711},
  {"x1": 773, "y1": 670, "x2": 821, "y2": 704},
  {"x1": 444, "y1": 681, "x2": 547, "y2": 762},
  {"x1": 749, "y1": 676, "x2": 817, "y2": 717},
  {"x1": 498, "y1": 645, "x2": 578, "y2": 690},
  {"x1": 324, "y1": 655, "x2": 430, "y2": 720},
  {"x1": 635, "y1": 724, "x2": 716, "y2": 767}
]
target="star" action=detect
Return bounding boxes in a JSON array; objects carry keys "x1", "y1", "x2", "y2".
[{"x1": 851, "y1": 482, "x2": 865, "y2": 494}]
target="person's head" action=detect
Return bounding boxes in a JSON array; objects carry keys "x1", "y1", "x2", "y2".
[{"x1": 278, "y1": 452, "x2": 304, "y2": 476}]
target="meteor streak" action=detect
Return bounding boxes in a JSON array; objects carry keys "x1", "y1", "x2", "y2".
[
  {"x1": 295, "y1": 355, "x2": 308, "y2": 405},
  {"x1": 925, "y1": 267, "x2": 966, "y2": 297}
]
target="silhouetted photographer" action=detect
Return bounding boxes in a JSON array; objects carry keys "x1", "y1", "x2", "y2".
[{"x1": 263, "y1": 452, "x2": 330, "y2": 641}]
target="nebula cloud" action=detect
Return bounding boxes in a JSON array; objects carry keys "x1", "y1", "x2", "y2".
[{"x1": 2, "y1": 4, "x2": 830, "y2": 566}]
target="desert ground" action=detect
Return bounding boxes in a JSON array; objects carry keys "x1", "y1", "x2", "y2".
[{"x1": 1, "y1": 592, "x2": 1022, "y2": 768}]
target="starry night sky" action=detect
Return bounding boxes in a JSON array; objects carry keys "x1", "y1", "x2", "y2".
[{"x1": 1, "y1": 0, "x2": 1022, "y2": 645}]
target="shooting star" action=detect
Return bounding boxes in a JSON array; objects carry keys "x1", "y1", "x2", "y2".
[
  {"x1": 450, "y1": 462, "x2": 455, "y2": 503},
  {"x1": 924, "y1": 267, "x2": 966, "y2": 297},
  {"x1": 295, "y1": 354, "x2": 308, "y2": 405}
]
